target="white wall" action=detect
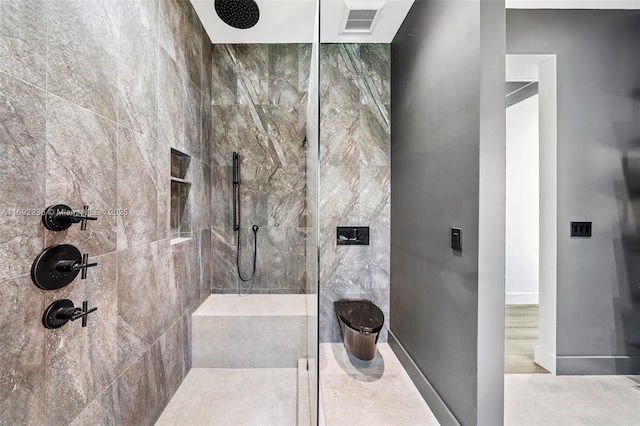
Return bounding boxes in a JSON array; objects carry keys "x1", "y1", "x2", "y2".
[{"x1": 505, "y1": 94, "x2": 540, "y2": 304}]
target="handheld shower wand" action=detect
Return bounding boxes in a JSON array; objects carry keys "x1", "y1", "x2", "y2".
[{"x1": 232, "y1": 152, "x2": 259, "y2": 283}]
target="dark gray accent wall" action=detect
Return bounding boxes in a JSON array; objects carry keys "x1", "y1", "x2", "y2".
[
  {"x1": 507, "y1": 10, "x2": 640, "y2": 374},
  {"x1": 390, "y1": 1, "x2": 505, "y2": 424}
]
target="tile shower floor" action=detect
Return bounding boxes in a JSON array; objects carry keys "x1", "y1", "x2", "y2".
[
  {"x1": 156, "y1": 343, "x2": 439, "y2": 426},
  {"x1": 156, "y1": 368, "x2": 298, "y2": 425}
]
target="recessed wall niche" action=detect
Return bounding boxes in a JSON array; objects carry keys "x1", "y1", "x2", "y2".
[{"x1": 170, "y1": 148, "x2": 192, "y2": 242}]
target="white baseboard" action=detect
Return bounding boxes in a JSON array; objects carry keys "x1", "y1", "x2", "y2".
[
  {"x1": 534, "y1": 345, "x2": 556, "y2": 374},
  {"x1": 505, "y1": 292, "x2": 539, "y2": 305}
]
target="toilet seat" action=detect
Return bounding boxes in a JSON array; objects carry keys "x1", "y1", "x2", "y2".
[{"x1": 334, "y1": 300, "x2": 384, "y2": 334}]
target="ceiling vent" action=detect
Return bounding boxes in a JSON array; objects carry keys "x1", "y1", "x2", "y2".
[{"x1": 340, "y1": 2, "x2": 385, "y2": 34}]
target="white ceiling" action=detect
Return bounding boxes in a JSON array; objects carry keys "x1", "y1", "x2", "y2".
[
  {"x1": 506, "y1": 0, "x2": 640, "y2": 8},
  {"x1": 191, "y1": 0, "x2": 640, "y2": 45},
  {"x1": 190, "y1": 0, "x2": 414, "y2": 44},
  {"x1": 321, "y1": 0, "x2": 414, "y2": 43}
]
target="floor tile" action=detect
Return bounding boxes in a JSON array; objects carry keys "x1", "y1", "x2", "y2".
[
  {"x1": 156, "y1": 368, "x2": 297, "y2": 426},
  {"x1": 505, "y1": 374, "x2": 640, "y2": 426},
  {"x1": 320, "y1": 373, "x2": 439, "y2": 426},
  {"x1": 319, "y1": 343, "x2": 439, "y2": 426}
]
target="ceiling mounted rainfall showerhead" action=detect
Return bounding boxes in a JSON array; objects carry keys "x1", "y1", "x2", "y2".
[{"x1": 214, "y1": 0, "x2": 260, "y2": 30}]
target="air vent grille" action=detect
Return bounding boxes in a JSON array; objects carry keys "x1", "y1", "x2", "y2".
[
  {"x1": 340, "y1": 2, "x2": 385, "y2": 34},
  {"x1": 345, "y1": 9, "x2": 378, "y2": 31}
]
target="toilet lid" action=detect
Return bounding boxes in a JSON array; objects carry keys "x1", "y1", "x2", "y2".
[{"x1": 335, "y1": 300, "x2": 384, "y2": 333}]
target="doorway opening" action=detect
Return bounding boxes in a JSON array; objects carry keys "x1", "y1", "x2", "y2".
[{"x1": 505, "y1": 54, "x2": 557, "y2": 375}]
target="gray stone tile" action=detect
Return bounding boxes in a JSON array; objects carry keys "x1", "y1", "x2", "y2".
[
  {"x1": 320, "y1": 45, "x2": 360, "y2": 110},
  {"x1": 320, "y1": 104, "x2": 360, "y2": 168},
  {"x1": 211, "y1": 165, "x2": 232, "y2": 228},
  {"x1": 117, "y1": 127, "x2": 158, "y2": 251},
  {"x1": 319, "y1": 166, "x2": 359, "y2": 228},
  {"x1": 269, "y1": 44, "x2": 300, "y2": 106},
  {"x1": 319, "y1": 289, "x2": 342, "y2": 343},
  {"x1": 158, "y1": 48, "x2": 184, "y2": 148},
  {"x1": 0, "y1": 275, "x2": 45, "y2": 414},
  {"x1": 299, "y1": 44, "x2": 312, "y2": 98},
  {"x1": 44, "y1": 252, "x2": 118, "y2": 425},
  {"x1": 360, "y1": 44, "x2": 391, "y2": 105},
  {"x1": 158, "y1": 0, "x2": 186, "y2": 66},
  {"x1": 359, "y1": 167, "x2": 390, "y2": 226},
  {"x1": 182, "y1": 3, "x2": 204, "y2": 89},
  {"x1": 0, "y1": 0, "x2": 210, "y2": 423},
  {"x1": 117, "y1": 0, "x2": 159, "y2": 138},
  {"x1": 188, "y1": 160, "x2": 210, "y2": 232},
  {"x1": 200, "y1": 96, "x2": 212, "y2": 166},
  {"x1": 115, "y1": 345, "x2": 164, "y2": 425},
  {"x1": 184, "y1": 80, "x2": 203, "y2": 160},
  {"x1": 0, "y1": 0, "x2": 47, "y2": 87},
  {"x1": 267, "y1": 227, "x2": 305, "y2": 291},
  {"x1": 0, "y1": 381, "x2": 45, "y2": 426},
  {"x1": 319, "y1": 43, "x2": 390, "y2": 344},
  {"x1": 262, "y1": 104, "x2": 306, "y2": 167},
  {"x1": 117, "y1": 241, "x2": 176, "y2": 373},
  {"x1": 171, "y1": 237, "x2": 200, "y2": 314},
  {"x1": 45, "y1": 94, "x2": 117, "y2": 257},
  {"x1": 200, "y1": 31, "x2": 213, "y2": 103},
  {"x1": 0, "y1": 72, "x2": 46, "y2": 280},
  {"x1": 198, "y1": 228, "x2": 212, "y2": 297},
  {"x1": 234, "y1": 44, "x2": 269, "y2": 106},
  {"x1": 358, "y1": 105, "x2": 390, "y2": 166},
  {"x1": 69, "y1": 384, "x2": 118, "y2": 426},
  {"x1": 155, "y1": 317, "x2": 188, "y2": 403},
  {"x1": 235, "y1": 105, "x2": 273, "y2": 188},
  {"x1": 210, "y1": 105, "x2": 238, "y2": 166},
  {"x1": 157, "y1": 143, "x2": 171, "y2": 241},
  {"x1": 211, "y1": 44, "x2": 237, "y2": 105},
  {"x1": 267, "y1": 166, "x2": 304, "y2": 228},
  {"x1": 47, "y1": 0, "x2": 119, "y2": 120},
  {"x1": 211, "y1": 227, "x2": 237, "y2": 292}
]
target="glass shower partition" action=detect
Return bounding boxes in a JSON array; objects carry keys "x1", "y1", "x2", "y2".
[{"x1": 305, "y1": 0, "x2": 320, "y2": 424}]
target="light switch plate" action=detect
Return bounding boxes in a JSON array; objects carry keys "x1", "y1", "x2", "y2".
[{"x1": 451, "y1": 227, "x2": 462, "y2": 251}]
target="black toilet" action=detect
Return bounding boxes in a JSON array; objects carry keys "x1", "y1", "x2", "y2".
[{"x1": 334, "y1": 299, "x2": 384, "y2": 361}]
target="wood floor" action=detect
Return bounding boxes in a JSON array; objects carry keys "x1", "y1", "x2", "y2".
[{"x1": 505, "y1": 304, "x2": 549, "y2": 374}]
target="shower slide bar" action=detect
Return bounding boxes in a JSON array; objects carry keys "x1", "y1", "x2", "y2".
[{"x1": 233, "y1": 151, "x2": 240, "y2": 231}]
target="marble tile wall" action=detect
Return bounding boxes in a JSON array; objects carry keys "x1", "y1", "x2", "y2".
[
  {"x1": 0, "y1": 0, "x2": 212, "y2": 424},
  {"x1": 319, "y1": 44, "x2": 391, "y2": 343},
  {"x1": 210, "y1": 44, "x2": 311, "y2": 294}
]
